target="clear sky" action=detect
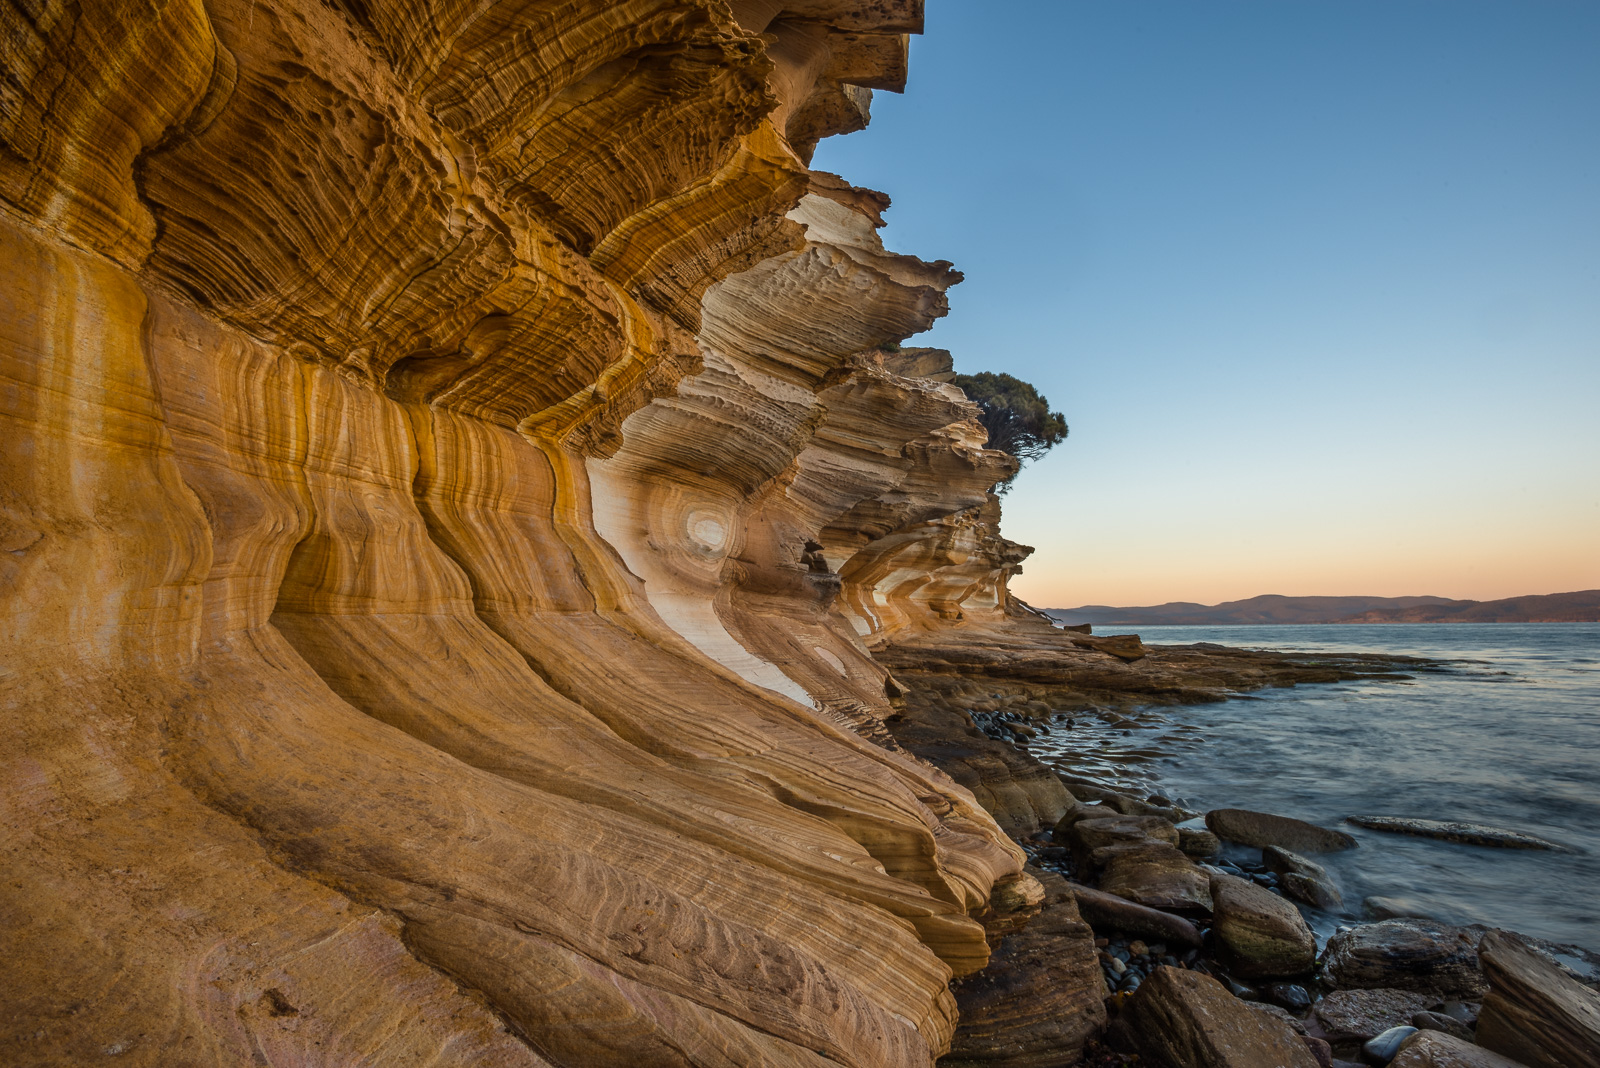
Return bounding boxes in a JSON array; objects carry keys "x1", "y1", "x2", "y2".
[{"x1": 812, "y1": 0, "x2": 1600, "y2": 608}]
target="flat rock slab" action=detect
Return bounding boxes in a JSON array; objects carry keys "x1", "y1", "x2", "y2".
[
  {"x1": 1120, "y1": 966, "x2": 1319, "y2": 1068},
  {"x1": 1313, "y1": 988, "x2": 1436, "y2": 1043},
  {"x1": 1099, "y1": 842, "x2": 1214, "y2": 912},
  {"x1": 1070, "y1": 634, "x2": 1147, "y2": 661},
  {"x1": 1207, "y1": 808, "x2": 1357, "y2": 853},
  {"x1": 1475, "y1": 929, "x2": 1600, "y2": 1068},
  {"x1": 1321, "y1": 920, "x2": 1488, "y2": 998},
  {"x1": 1210, "y1": 871, "x2": 1316, "y2": 979},
  {"x1": 1067, "y1": 881, "x2": 1204, "y2": 948},
  {"x1": 1348, "y1": 816, "x2": 1569, "y2": 851},
  {"x1": 1390, "y1": 1030, "x2": 1530, "y2": 1068}
]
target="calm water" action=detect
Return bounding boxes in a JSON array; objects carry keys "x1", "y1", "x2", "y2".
[{"x1": 1029, "y1": 623, "x2": 1600, "y2": 956}]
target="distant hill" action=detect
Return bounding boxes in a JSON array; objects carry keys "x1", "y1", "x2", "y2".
[
  {"x1": 1046, "y1": 591, "x2": 1600, "y2": 626},
  {"x1": 1335, "y1": 589, "x2": 1600, "y2": 623}
]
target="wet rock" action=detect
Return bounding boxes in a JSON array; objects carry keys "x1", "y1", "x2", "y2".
[
  {"x1": 1180, "y1": 827, "x2": 1223, "y2": 857},
  {"x1": 1474, "y1": 928, "x2": 1600, "y2": 1068},
  {"x1": 1347, "y1": 816, "x2": 1568, "y2": 851},
  {"x1": 1207, "y1": 808, "x2": 1358, "y2": 853},
  {"x1": 1117, "y1": 966, "x2": 1320, "y2": 1068},
  {"x1": 1050, "y1": 797, "x2": 1101, "y2": 838},
  {"x1": 1098, "y1": 842, "x2": 1215, "y2": 912},
  {"x1": 1210, "y1": 871, "x2": 1317, "y2": 978},
  {"x1": 1362, "y1": 1026, "x2": 1419, "y2": 1064},
  {"x1": 1069, "y1": 814, "x2": 1179, "y2": 853},
  {"x1": 1321, "y1": 920, "x2": 1487, "y2": 998},
  {"x1": 1388, "y1": 1030, "x2": 1530, "y2": 1068},
  {"x1": 1264, "y1": 845, "x2": 1344, "y2": 910},
  {"x1": 1267, "y1": 983, "x2": 1314, "y2": 1012},
  {"x1": 1313, "y1": 989, "x2": 1436, "y2": 1043},
  {"x1": 1410, "y1": 1011, "x2": 1474, "y2": 1042}
]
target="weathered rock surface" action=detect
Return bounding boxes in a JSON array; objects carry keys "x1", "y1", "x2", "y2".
[
  {"x1": 1117, "y1": 966, "x2": 1320, "y2": 1068},
  {"x1": 1208, "y1": 809, "x2": 1359, "y2": 853},
  {"x1": 943, "y1": 869, "x2": 1107, "y2": 1067},
  {"x1": 1347, "y1": 817, "x2": 1567, "y2": 851},
  {"x1": 1322, "y1": 921, "x2": 1489, "y2": 998},
  {"x1": 1313, "y1": 989, "x2": 1438, "y2": 1043},
  {"x1": 1389, "y1": 1031, "x2": 1530, "y2": 1068},
  {"x1": 1475, "y1": 929, "x2": 1600, "y2": 1068},
  {"x1": 1210, "y1": 871, "x2": 1318, "y2": 978},
  {"x1": 1100, "y1": 842, "x2": 1216, "y2": 912},
  {"x1": 0, "y1": 3, "x2": 1067, "y2": 1064}
]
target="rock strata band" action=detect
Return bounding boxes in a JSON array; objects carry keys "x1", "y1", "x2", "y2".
[{"x1": 3, "y1": 2, "x2": 1596, "y2": 1067}]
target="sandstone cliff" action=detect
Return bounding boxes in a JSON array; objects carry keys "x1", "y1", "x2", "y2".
[{"x1": 0, "y1": 3, "x2": 1077, "y2": 1065}]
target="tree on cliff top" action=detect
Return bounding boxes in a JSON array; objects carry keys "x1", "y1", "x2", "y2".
[{"x1": 949, "y1": 371, "x2": 1069, "y2": 470}]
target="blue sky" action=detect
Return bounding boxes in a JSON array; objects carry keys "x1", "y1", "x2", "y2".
[{"x1": 812, "y1": 0, "x2": 1600, "y2": 607}]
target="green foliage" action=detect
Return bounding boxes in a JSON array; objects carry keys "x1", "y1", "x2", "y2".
[{"x1": 948, "y1": 371, "x2": 1069, "y2": 466}]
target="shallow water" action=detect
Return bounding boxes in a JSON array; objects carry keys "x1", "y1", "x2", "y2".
[{"x1": 1027, "y1": 623, "x2": 1600, "y2": 955}]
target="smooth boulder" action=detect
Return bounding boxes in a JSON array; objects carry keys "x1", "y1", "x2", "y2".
[
  {"x1": 1321, "y1": 920, "x2": 1488, "y2": 998},
  {"x1": 1364, "y1": 1026, "x2": 1420, "y2": 1064},
  {"x1": 1265, "y1": 845, "x2": 1344, "y2": 910},
  {"x1": 1389, "y1": 1030, "x2": 1531, "y2": 1068},
  {"x1": 1210, "y1": 871, "x2": 1317, "y2": 978},
  {"x1": 1067, "y1": 882, "x2": 1204, "y2": 948},
  {"x1": 1207, "y1": 808, "x2": 1357, "y2": 853},
  {"x1": 1118, "y1": 966, "x2": 1319, "y2": 1068},
  {"x1": 1474, "y1": 929, "x2": 1600, "y2": 1068}
]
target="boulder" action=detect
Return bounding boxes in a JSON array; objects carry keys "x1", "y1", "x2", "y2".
[
  {"x1": 1364, "y1": 1026, "x2": 1420, "y2": 1064},
  {"x1": 1071, "y1": 633, "x2": 1147, "y2": 661},
  {"x1": 1069, "y1": 813, "x2": 1179, "y2": 852},
  {"x1": 1207, "y1": 808, "x2": 1358, "y2": 853},
  {"x1": 1321, "y1": 920, "x2": 1487, "y2": 998},
  {"x1": 1066, "y1": 881, "x2": 1205, "y2": 948},
  {"x1": 1099, "y1": 842, "x2": 1215, "y2": 912},
  {"x1": 1119, "y1": 966, "x2": 1320, "y2": 1068},
  {"x1": 1312, "y1": 989, "x2": 1436, "y2": 1043},
  {"x1": 944, "y1": 869, "x2": 1109, "y2": 1068},
  {"x1": 1210, "y1": 871, "x2": 1317, "y2": 978},
  {"x1": 1264, "y1": 845, "x2": 1344, "y2": 910},
  {"x1": 1347, "y1": 816, "x2": 1567, "y2": 851},
  {"x1": 1180, "y1": 827, "x2": 1224, "y2": 857},
  {"x1": 1474, "y1": 929, "x2": 1600, "y2": 1068},
  {"x1": 1389, "y1": 1030, "x2": 1529, "y2": 1068}
]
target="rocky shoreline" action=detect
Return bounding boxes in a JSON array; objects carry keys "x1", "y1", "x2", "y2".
[{"x1": 882, "y1": 622, "x2": 1600, "y2": 1067}]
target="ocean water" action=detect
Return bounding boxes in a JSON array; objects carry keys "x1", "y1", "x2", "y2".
[{"x1": 1028, "y1": 623, "x2": 1600, "y2": 956}]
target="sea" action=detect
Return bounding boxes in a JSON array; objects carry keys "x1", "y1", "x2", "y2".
[{"x1": 1026, "y1": 623, "x2": 1600, "y2": 962}]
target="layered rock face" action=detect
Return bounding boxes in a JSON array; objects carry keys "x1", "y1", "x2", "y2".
[{"x1": 0, "y1": 2, "x2": 1077, "y2": 1065}]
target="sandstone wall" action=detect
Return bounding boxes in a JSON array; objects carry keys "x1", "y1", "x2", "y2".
[{"x1": 1, "y1": 2, "x2": 1042, "y2": 1064}]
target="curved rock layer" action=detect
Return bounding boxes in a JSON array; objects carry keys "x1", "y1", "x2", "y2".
[{"x1": 0, "y1": 2, "x2": 1062, "y2": 1066}]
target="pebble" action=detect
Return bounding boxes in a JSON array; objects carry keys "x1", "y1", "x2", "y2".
[
  {"x1": 1361, "y1": 1025, "x2": 1418, "y2": 1064},
  {"x1": 1128, "y1": 940, "x2": 1148, "y2": 956},
  {"x1": 1109, "y1": 957, "x2": 1126, "y2": 975}
]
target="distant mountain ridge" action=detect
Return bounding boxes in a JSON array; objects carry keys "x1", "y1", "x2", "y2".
[{"x1": 1047, "y1": 590, "x2": 1600, "y2": 626}]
